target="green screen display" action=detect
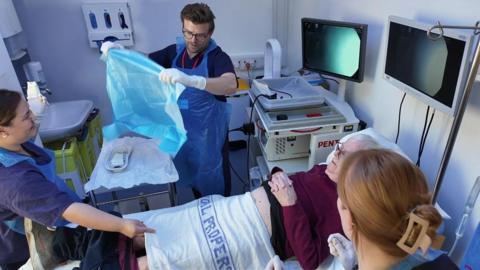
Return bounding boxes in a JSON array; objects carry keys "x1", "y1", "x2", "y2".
[{"x1": 302, "y1": 18, "x2": 367, "y2": 82}]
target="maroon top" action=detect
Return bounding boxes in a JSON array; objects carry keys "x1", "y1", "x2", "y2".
[{"x1": 282, "y1": 164, "x2": 343, "y2": 270}]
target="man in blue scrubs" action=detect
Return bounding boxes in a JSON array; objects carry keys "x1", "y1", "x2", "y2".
[{"x1": 149, "y1": 3, "x2": 237, "y2": 198}]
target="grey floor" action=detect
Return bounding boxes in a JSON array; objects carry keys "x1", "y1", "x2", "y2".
[{"x1": 94, "y1": 147, "x2": 250, "y2": 214}]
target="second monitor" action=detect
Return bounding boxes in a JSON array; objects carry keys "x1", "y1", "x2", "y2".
[{"x1": 302, "y1": 18, "x2": 368, "y2": 83}]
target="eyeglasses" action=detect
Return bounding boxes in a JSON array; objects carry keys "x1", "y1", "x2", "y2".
[
  {"x1": 182, "y1": 29, "x2": 210, "y2": 41},
  {"x1": 334, "y1": 142, "x2": 347, "y2": 159}
]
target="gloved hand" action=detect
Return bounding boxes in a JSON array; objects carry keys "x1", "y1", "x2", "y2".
[
  {"x1": 328, "y1": 233, "x2": 357, "y2": 270},
  {"x1": 264, "y1": 255, "x2": 285, "y2": 270},
  {"x1": 159, "y1": 68, "x2": 207, "y2": 90},
  {"x1": 100, "y1": 41, "x2": 124, "y2": 57}
]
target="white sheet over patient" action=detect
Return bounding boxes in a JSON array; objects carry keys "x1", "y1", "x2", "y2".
[{"x1": 144, "y1": 193, "x2": 275, "y2": 270}]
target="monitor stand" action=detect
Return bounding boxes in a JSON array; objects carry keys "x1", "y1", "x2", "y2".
[{"x1": 337, "y1": 79, "x2": 346, "y2": 102}]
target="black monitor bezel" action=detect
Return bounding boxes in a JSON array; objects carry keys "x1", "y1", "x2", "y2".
[
  {"x1": 301, "y1": 17, "x2": 368, "y2": 83},
  {"x1": 383, "y1": 15, "x2": 472, "y2": 116}
]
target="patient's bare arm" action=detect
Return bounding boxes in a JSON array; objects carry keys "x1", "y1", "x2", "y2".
[{"x1": 251, "y1": 187, "x2": 272, "y2": 235}]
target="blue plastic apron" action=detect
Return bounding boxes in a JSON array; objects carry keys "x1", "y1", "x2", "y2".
[
  {"x1": 172, "y1": 38, "x2": 231, "y2": 196},
  {"x1": 0, "y1": 145, "x2": 80, "y2": 234}
]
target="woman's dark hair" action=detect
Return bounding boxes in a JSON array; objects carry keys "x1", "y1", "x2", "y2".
[
  {"x1": 0, "y1": 89, "x2": 22, "y2": 126},
  {"x1": 180, "y1": 3, "x2": 215, "y2": 32}
]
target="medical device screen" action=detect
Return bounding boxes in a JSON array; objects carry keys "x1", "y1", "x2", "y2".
[
  {"x1": 302, "y1": 18, "x2": 368, "y2": 82},
  {"x1": 384, "y1": 16, "x2": 471, "y2": 115},
  {"x1": 385, "y1": 23, "x2": 466, "y2": 107}
]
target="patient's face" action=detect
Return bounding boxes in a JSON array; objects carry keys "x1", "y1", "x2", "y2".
[{"x1": 325, "y1": 139, "x2": 362, "y2": 182}]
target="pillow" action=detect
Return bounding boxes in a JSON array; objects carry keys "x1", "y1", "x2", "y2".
[
  {"x1": 324, "y1": 129, "x2": 450, "y2": 221},
  {"x1": 326, "y1": 127, "x2": 408, "y2": 163}
]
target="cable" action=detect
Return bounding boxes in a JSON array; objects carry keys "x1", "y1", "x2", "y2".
[
  {"x1": 395, "y1": 93, "x2": 407, "y2": 144},
  {"x1": 416, "y1": 106, "x2": 430, "y2": 166},
  {"x1": 419, "y1": 109, "x2": 435, "y2": 160},
  {"x1": 228, "y1": 159, "x2": 249, "y2": 192},
  {"x1": 323, "y1": 77, "x2": 340, "y2": 85},
  {"x1": 229, "y1": 123, "x2": 255, "y2": 135},
  {"x1": 245, "y1": 62, "x2": 253, "y2": 88},
  {"x1": 416, "y1": 106, "x2": 435, "y2": 166},
  {"x1": 255, "y1": 119, "x2": 266, "y2": 132},
  {"x1": 246, "y1": 94, "x2": 270, "y2": 191},
  {"x1": 416, "y1": 107, "x2": 429, "y2": 166},
  {"x1": 269, "y1": 87, "x2": 293, "y2": 98}
]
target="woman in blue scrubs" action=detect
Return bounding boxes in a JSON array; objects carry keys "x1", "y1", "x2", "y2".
[{"x1": 0, "y1": 89, "x2": 154, "y2": 269}]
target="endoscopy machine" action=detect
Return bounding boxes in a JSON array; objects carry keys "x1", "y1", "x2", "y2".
[{"x1": 249, "y1": 76, "x2": 359, "y2": 173}]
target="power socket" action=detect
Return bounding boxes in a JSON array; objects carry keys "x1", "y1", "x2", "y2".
[
  {"x1": 237, "y1": 59, "x2": 257, "y2": 71},
  {"x1": 230, "y1": 53, "x2": 264, "y2": 71}
]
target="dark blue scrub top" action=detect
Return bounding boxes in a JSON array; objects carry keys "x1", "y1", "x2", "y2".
[
  {"x1": 0, "y1": 141, "x2": 75, "y2": 266},
  {"x1": 149, "y1": 44, "x2": 236, "y2": 102}
]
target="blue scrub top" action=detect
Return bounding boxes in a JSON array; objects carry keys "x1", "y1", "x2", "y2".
[{"x1": 0, "y1": 141, "x2": 76, "y2": 266}]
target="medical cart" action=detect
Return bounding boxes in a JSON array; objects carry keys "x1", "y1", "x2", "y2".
[{"x1": 249, "y1": 77, "x2": 359, "y2": 181}]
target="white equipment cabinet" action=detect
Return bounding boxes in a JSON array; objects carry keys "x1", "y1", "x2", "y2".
[{"x1": 249, "y1": 77, "x2": 359, "y2": 177}]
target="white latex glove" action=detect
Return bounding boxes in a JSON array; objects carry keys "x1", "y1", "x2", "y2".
[
  {"x1": 264, "y1": 255, "x2": 285, "y2": 270},
  {"x1": 159, "y1": 68, "x2": 207, "y2": 90},
  {"x1": 328, "y1": 233, "x2": 357, "y2": 270},
  {"x1": 100, "y1": 41, "x2": 124, "y2": 57}
]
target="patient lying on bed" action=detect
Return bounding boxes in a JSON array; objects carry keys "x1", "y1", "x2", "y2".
[
  {"x1": 131, "y1": 134, "x2": 380, "y2": 270},
  {"x1": 30, "y1": 134, "x2": 379, "y2": 269}
]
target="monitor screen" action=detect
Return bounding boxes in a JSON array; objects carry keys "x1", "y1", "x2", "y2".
[
  {"x1": 384, "y1": 16, "x2": 472, "y2": 116},
  {"x1": 302, "y1": 18, "x2": 368, "y2": 82}
]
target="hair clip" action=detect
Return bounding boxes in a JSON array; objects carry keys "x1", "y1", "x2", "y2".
[{"x1": 396, "y1": 212, "x2": 432, "y2": 255}]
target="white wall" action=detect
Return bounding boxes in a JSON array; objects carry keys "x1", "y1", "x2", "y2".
[
  {"x1": 0, "y1": 35, "x2": 21, "y2": 91},
  {"x1": 12, "y1": 0, "x2": 273, "y2": 124},
  {"x1": 286, "y1": 0, "x2": 480, "y2": 263}
]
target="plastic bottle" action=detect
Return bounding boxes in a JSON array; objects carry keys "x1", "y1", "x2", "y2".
[{"x1": 26, "y1": 81, "x2": 48, "y2": 122}]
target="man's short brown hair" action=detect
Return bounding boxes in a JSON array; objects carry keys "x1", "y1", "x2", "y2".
[{"x1": 180, "y1": 3, "x2": 215, "y2": 32}]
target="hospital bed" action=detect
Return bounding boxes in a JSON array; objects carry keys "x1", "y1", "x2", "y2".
[
  {"x1": 20, "y1": 194, "x2": 345, "y2": 270},
  {"x1": 19, "y1": 128, "x2": 428, "y2": 270},
  {"x1": 19, "y1": 206, "x2": 344, "y2": 270}
]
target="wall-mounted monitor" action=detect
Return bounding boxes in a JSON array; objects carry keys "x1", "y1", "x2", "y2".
[
  {"x1": 302, "y1": 18, "x2": 368, "y2": 83},
  {"x1": 383, "y1": 16, "x2": 472, "y2": 116}
]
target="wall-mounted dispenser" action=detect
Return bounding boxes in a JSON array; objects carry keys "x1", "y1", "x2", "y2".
[{"x1": 82, "y1": 2, "x2": 134, "y2": 48}]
